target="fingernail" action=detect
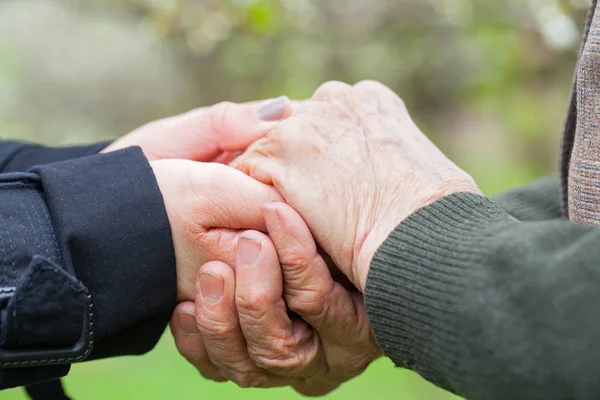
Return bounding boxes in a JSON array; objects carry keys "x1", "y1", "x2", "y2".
[
  {"x1": 199, "y1": 272, "x2": 224, "y2": 303},
  {"x1": 177, "y1": 311, "x2": 200, "y2": 334},
  {"x1": 256, "y1": 96, "x2": 289, "y2": 121},
  {"x1": 238, "y1": 237, "x2": 261, "y2": 267},
  {"x1": 262, "y1": 205, "x2": 281, "y2": 233}
]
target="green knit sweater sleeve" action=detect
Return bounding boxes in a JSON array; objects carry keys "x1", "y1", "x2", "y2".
[
  {"x1": 365, "y1": 192, "x2": 600, "y2": 399},
  {"x1": 491, "y1": 176, "x2": 561, "y2": 221}
]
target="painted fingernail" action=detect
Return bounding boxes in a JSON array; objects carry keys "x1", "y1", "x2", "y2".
[
  {"x1": 262, "y1": 205, "x2": 281, "y2": 233},
  {"x1": 256, "y1": 96, "x2": 290, "y2": 121},
  {"x1": 238, "y1": 236, "x2": 261, "y2": 267},
  {"x1": 177, "y1": 311, "x2": 200, "y2": 334},
  {"x1": 199, "y1": 272, "x2": 224, "y2": 303}
]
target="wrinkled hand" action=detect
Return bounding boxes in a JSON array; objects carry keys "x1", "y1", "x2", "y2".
[
  {"x1": 150, "y1": 160, "x2": 281, "y2": 300},
  {"x1": 234, "y1": 81, "x2": 481, "y2": 291},
  {"x1": 170, "y1": 202, "x2": 381, "y2": 395},
  {"x1": 102, "y1": 96, "x2": 291, "y2": 163}
]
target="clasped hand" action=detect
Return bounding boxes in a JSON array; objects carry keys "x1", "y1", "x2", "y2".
[{"x1": 106, "y1": 80, "x2": 480, "y2": 395}]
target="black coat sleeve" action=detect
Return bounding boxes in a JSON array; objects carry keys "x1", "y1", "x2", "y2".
[
  {"x1": 0, "y1": 146, "x2": 176, "y2": 389},
  {"x1": 0, "y1": 141, "x2": 110, "y2": 173}
]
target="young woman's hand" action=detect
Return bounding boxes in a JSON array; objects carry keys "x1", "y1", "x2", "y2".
[
  {"x1": 150, "y1": 160, "x2": 281, "y2": 301},
  {"x1": 102, "y1": 97, "x2": 292, "y2": 163}
]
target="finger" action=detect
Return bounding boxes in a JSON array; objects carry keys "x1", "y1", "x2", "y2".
[
  {"x1": 230, "y1": 151, "x2": 279, "y2": 189},
  {"x1": 213, "y1": 151, "x2": 241, "y2": 165},
  {"x1": 208, "y1": 96, "x2": 293, "y2": 149},
  {"x1": 195, "y1": 261, "x2": 286, "y2": 388},
  {"x1": 106, "y1": 97, "x2": 294, "y2": 163},
  {"x1": 261, "y1": 202, "x2": 360, "y2": 338},
  {"x1": 180, "y1": 96, "x2": 292, "y2": 160},
  {"x1": 170, "y1": 302, "x2": 226, "y2": 382},
  {"x1": 235, "y1": 231, "x2": 325, "y2": 378},
  {"x1": 293, "y1": 381, "x2": 340, "y2": 397}
]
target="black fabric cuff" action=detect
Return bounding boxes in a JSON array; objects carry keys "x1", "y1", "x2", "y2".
[
  {"x1": 31, "y1": 147, "x2": 176, "y2": 360},
  {"x1": 0, "y1": 141, "x2": 111, "y2": 173},
  {"x1": 365, "y1": 193, "x2": 514, "y2": 393},
  {"x1": 0, "y1": 173, "x2": 92, "y2": 389}
]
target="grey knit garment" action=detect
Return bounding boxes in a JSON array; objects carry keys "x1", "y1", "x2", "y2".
[
  {"x1": 562, "y1": 0, "x2": 600, "y2": 224},
  {"x1": 361, "y1": 3, "x2": 600, "y2": 397}
]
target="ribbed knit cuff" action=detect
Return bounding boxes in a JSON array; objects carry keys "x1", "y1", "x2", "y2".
[{"x1": 365, "y1": 193, "x2": 515, "y2": 393}]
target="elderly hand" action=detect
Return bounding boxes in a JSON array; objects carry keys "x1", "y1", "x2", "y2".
[
  {"x1": 170, "y1": 202, "x2": 381, "y2": 395},
  {"x1": 102, "y1": 96, "x2": 292, "y2": 163},
  {"x1": 150, "y1": 160, "x2": 281, "y2": 300},
  {"x1": 234, "y1": 81, "x2": 481, "y2": 291}
]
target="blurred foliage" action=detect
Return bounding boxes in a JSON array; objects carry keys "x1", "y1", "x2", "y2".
[{"x1": 0, "y1": 0, "x2": 592, "y2": 399}]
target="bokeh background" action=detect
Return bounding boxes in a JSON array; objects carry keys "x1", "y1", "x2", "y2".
[{"x1": 1, "y1": 0, "x2": 589, "y2": 399}]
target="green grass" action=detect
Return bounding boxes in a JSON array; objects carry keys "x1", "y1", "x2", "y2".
[{"x1": 3, "y1": 334, "x2": 461, "y2": 400}]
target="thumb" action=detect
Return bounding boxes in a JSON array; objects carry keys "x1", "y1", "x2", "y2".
[
  {"x1": 102, "y1": 97, "x2": 292, "y2": 162},
  {"x1": 175, "y1": 96, "x2": 293, "y2": 161},
  {"x1": 215, "y1": 96, "x2": 293, "y2": 150}
]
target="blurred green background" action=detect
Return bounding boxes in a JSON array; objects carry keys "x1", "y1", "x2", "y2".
[{"x1": 0, "y1": 0, "x2": 589, "y2": 398}]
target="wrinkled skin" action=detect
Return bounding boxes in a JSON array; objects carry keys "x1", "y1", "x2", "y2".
[
  {"x1": 168, "y1": 80, "x2": 480, "y2": 394},
  {"x1": 171, "y1": 202, "x2": 381, "y2": 395},
  {"x1": 234, "y1": 80, "x2": 481, "y2": 290}
]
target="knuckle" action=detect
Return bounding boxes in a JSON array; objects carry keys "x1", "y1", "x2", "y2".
[
  {"x1": 200, "y1": 372, "x2": 227, "y2": 383},
  {"x1": 269, "y1": 118, "x2": 319, "y2": 153},
  {"x1": 246, "y1": 324, "x2": 319, "y2": 377},
  {"x1": 232, "y1": 370, "x2": 270, "y2": 388},
  {"x1": 197, "y1": 315, "x2": 236, "y2": 340},
  {"x1": 248, "y1": 341, "x2": 304, "y2": 375},
  {"x1": 202, "y1": 230, "x2": 237, "y2": 262},
  {"x1": 254, "y1": 354, "x2": 304, "y2": 376},
  {"x1": 286, "y1": 288, "x2": 327, "y2": 318},
  {"x1": 294, "y1": 383, "x2": 339, "y2": 397},
  {"x1": 176, "y1": 345, "x2": 212, "y2": 369},
  {"x1": 230, "y1": 150, "x2": 255, "y2": 175},
  {"x1": 313, "y1": 80, "x2": 353, "y2": 100},
  {"x1": 394, "y1": 94, "x2": 407, "y2": 110},
  {"x1": 354, "y1": 80, "x2": 407, "y2": 109},
  {"x1": 175, "y1": 343, "x2": 203, "y2": 363},
  {"x1": 354, "y1": 79, "x2": 387, "y2": 91},
  {"x1": 279, "y1": 249, "x2": 311, "y2": 271},
  {"x1": 268, "y1": 117, "x2": 298, "y2": 141},
  {"x1": 235, "y1": 291, "x2": 271, "y2": 319},
  {"x1": 283, "y1": 258, "x2": 332, "y2": 317}
]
